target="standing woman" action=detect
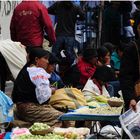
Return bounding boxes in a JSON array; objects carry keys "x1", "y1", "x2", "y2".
[
  {"x1": 119, "y1": 15, "x2": 140, "y2": 139},
  {"x1": 12, "y1": 48, "x2": 63, "y2": 127},
  {"x1": 120, "y1": 19, "x2": 140, "y2": 112}
]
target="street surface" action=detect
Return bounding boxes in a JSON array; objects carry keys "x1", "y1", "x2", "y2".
[{"x1": 5, "y1": 80, "x2": 13, "y2": 98}]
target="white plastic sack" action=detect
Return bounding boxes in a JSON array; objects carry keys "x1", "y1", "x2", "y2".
[
  {"x1": 100, "y1": 125, "x2": 122, "y2": 138},
  {"x1": 82, "y1": 79, "x2": 110, "y2": 101},
  {"x1": 27, "y1": 67, "x2": 52, "y2": 104},
  {"x1": 0, "y1": 39, "x2": 27, "y2": 79}
]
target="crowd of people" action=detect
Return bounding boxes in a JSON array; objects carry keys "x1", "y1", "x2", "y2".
[{"x1": 0, "y1": 1, "x2": 140, "y2": 138}]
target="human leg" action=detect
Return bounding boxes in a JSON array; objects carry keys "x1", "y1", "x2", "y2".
[
  {"x1": 52, "y1": 36, "x2": 65, "y2": 58},
  {"x1": 108, "y1": 81, "x2": 120, "y2": 97},
  {"x1": 16, "y1": 103, "x2": 63, "y2": 127},
  {"x1": 64, "y1": 37, "x2": 76, "y2": 63}
]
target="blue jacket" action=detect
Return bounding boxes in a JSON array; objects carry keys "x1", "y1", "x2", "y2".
[
  {"x1": 49, "y1": 72, "x2": 65, "y2": 88},
  {"x1": 111, "y1": 51, "x2": 120, "y2": 70}
]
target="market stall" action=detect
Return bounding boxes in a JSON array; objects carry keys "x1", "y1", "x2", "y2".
[{"x1": 58, "y1": 106, "x2": 122, "y2": 138}]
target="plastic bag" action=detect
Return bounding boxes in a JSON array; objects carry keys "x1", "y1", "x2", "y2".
[{"x1": 0, "y1": 90, "x2": 13, "y2": 123}]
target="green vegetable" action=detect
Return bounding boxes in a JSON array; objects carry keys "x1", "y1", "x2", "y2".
[
  {"x1": 29, "y1": 122, "x2": 50, "y2": 131},
  {"x1": 17, "y1": 133, "x2": 65, "y2": 139}
]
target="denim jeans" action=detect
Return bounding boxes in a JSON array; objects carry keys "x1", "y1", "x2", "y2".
[
  {"x1": 52, "y1": 36, "x2": 77, "y2": 63},
  {"x1": 108, "y1": 81, "x2": 120, "y2": 97},
  {"x1": 106, "y1": 84, "x2": 114, "y2": 97}
]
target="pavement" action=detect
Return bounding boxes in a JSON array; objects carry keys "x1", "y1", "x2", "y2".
[{"x1": 5, "y1": 80, "x2": 13, "y2": 98}]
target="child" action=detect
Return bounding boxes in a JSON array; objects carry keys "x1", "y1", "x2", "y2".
[
  {"x1": 77, "y1": 48, "x2": 98, "y2": 87},
  {"x1": 82, "y1": 65, "x2": 115, "y2": 101},
  {"x1": 46, "y1": 53, "x2": 65, "y2": 89}
]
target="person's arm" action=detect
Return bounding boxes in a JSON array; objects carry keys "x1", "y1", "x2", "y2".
[
  {"x1": 48, "y1": 2, "x2": 58, "y2": 15},
  {"x1": 40, "y1": 5, "x2": 56, "y2": 45},
  {"x1": 10, "y1": 10, "x2": 17, "y2": 41},
  {"x1": 129, "y1": 99, "x2": 137, "y2": 112}
]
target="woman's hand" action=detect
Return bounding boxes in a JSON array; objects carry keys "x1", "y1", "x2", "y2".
[
  {"x1": 104, "y1": 57, "x2": 111, "y2": 65},
  {"x1": 129, "y1": 99, "x2": 137, "y2": 112},
  {"x1": 96, "y1": 60, "x2": 103, "y2": 66},
  {"x1": 51, "y1": 87, "x2": 57, "y2": 94}
]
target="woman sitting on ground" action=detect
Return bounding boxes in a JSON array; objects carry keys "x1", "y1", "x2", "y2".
[{"x1": 12, "y1": 48, "x2": 64, "y2": 127}]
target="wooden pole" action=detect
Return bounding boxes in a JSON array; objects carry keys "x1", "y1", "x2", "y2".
[{"x1": 97, "y1": 1, "x2": 104, "y2": 48}]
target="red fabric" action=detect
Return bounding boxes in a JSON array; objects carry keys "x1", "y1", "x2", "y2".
[
  {"x1": 10, "y1": 1, "x2": 56, "y2": 47},
  {"x1": 77, "y1": 57, "x2": 96, "y2": 85},
  {"x1": 0, "y1": 132, "x2": 6, "y2": 139}
]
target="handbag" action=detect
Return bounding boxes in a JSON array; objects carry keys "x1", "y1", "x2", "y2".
[{"x1": 133, "y1": 41, "x2": 140, "y2": 96}]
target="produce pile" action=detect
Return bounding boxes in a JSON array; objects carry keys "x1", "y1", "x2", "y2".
[
  {"x1": 53, "y1": 127, "x2": 90, "y2": 139},
  {"x1": 74, "y1": 106, "x2": 122, "y2": 115},
  {"x1": 109, "y1": 97, "x2": 123, "y2": 102},
  {"x1": 29, "y1": 122, "x2": 50, "y2": 131},
  {"x1": 11, "y1": 123, "x2": 64, "y2": 139},
  {"x1": 16, "y1": 133, "x2": 65, "y2": 139},
  {"x1": 75, "y1": 95, "x2": 123, "y2": 115},
  {"x1": 87, "y1": 95, "x2": 123, "y2": 108},
  {"x1": 11, "y1": 123, "x2": 90, "y2": 139}
]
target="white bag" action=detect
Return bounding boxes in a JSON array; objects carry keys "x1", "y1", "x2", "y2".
[
  {"x1": 0, "y1": 39, "x2": 27, "y2": 79},
  {"x1": 27, "y1": 67, "x2": 52, "y2": 104},
  {"x1": 82, "y1": 79, "x2": 110, "y2": 101}
]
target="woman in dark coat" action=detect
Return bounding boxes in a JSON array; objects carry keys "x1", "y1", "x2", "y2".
[
  {"x1": 119, "y1": 16, "x2": 140, "y2": 138},
  {"x1": 120, "y1": 40, "x2": 140, "y2": 111},
  {"x1": 119, "y1": 37, "x2": 140, "y2": 139}
]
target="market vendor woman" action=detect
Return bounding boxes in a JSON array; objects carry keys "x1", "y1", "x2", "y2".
[{"x1": 12, "y1": 48, "x2": 63, "y2": 127}]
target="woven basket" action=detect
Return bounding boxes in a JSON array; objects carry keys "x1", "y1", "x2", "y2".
[
  {"x1": 108, "y1": 100, "x2": 123, "y2": 107},
  {"x1": 30, "y1": 128, "x2": 53, "y2": 136}
]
